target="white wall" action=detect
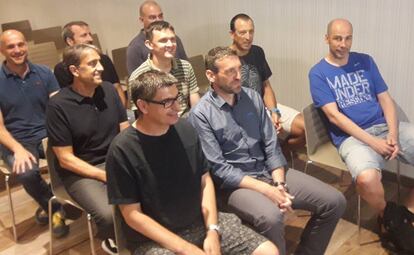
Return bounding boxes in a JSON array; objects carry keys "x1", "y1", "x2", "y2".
[{"x1": 1, "y1": 0, "x2": 414, "y2": 177}]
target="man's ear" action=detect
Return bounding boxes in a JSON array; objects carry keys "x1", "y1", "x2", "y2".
[
  {"x1": 136, "y1": 99, "x2": 149, "y2": 114},
  {"x1": 66, "y1": 37, "x2": 75, "y2": 47},
  {"x1": 68, "y1": 65, "x2": 79, "y2": 77},
  {"x1": 144, "y1": 40, "x2": 153, "y2": 51},
  {"x1": 205, "y1": 70, "x2": 216, "y2": 84}
]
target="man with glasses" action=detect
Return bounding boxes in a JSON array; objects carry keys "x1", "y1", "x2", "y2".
[
  {"x1": 46, "y1": 44, "x2": 129, "y2": 254},
  {"x1": 230, "y1": 13, "x2": 305, "y2": 153},
  {"x1": 129, "y1": 20, "x2": 199, "y2": 117},
  {"x1": 127, "y1": 0, "x2": 187, "y2": 75},
  {"x1": 106, "y1": 69, "x2": 278, "y2": 255},
  {"x1": 189, "y1": 46, "x2": 346, "y2": 255}
]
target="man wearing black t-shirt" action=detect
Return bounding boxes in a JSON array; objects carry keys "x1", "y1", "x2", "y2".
[
  {"x1": 106, "y1": 70, "x2": 278, "y2": 255},
  {"x1": 229, "y1": 14, "x2": 305, "y2": 152},
  {"x1": 47, "y1": 44, "x2": 129, "y2": 254},
  {"x1": 54, "y1": 21, "x2": 127, "y2": 107}
]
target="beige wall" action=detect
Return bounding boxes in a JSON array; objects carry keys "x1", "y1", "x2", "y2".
[{"x1": 1, "y1": 0, "x2": 414, "y2": 177}]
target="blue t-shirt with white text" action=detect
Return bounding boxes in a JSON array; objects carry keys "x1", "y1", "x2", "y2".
[{"x1": 309, "y1": 52, "x2": 388, "y2": 147}]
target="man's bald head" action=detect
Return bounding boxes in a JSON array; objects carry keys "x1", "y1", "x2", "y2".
[
  {"x1": 326, "y1": 18, "x2": 353, "y2": 36},
  {"x1": 0, "y1": 29, "x2": 26, "y2": 48},
  {"x1": 139, "y1": 0, "x2": 164, "y2": 30}
]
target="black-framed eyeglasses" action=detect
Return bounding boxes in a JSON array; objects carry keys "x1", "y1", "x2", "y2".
[{"x1": 145, "y1": 93, "x2": 184, "y2": 108}]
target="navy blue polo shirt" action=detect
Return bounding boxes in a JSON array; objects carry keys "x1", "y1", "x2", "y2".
[{"x1": 0, "y1": 62, "x2": 60, "y2": 144}]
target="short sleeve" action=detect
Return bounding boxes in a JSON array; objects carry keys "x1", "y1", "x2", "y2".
[{"x1": 46, "y1": 101, "x2": 74, "y2": 147}]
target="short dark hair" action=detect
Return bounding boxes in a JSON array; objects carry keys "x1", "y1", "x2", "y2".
[
  {"x1": 62, "y1": 21, "x2": 89, "y2": 45},
  {"x1": 230, "y1": 13, "x2": 252, "y2": 32},
  {"x1": 145, "y1": 20, "x2": 175, "y2": 42},
  {"x1": 62, "y1": 44, "x2": 101, "y2": 77},
  {"x1": 205, "y1": 46, "x2": 238, "y2": 73},
  {"x1": 130, "y1": 70, "x2": 178, "y2": 115}
]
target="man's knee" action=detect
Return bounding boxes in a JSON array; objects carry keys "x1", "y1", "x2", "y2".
[
  {"x1": 254, "y1": 208, "x2": 284, "y2": 234},
  {"x1": 356, "y1": 169, "x2": 382, "y2": 191},
  {"x1": 324, "y1": 190, "x2": 347, "y2": 218},
  {"x1": 15, "y1": 168, "x2": 42, "y2": 186}
]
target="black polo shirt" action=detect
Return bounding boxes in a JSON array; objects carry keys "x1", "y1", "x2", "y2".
[{"x1": 46, "y1": 81, "x2": 127, "y2": 177}]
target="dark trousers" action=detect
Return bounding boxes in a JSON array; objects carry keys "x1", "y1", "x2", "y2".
[
  {"x1": 220, "y1": 168, "x2": 347, "y2": 255},
  {"x1": 1, "y1": 142, "x2": 59, "y2": 213},
  {"x1": 62, "y1": 164, "x2": 114, "y2": 240}
]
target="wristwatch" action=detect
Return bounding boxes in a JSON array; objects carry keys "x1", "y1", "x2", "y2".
[
  {"x1": 270, "y1": 107, "x2": 282, "y2": 117},
  {"x1": 272, "y1": 181, "x2": 289, "y2": 191},
  {"x1": 207, "y1": 224, "x2": 221, "y2": 236}
]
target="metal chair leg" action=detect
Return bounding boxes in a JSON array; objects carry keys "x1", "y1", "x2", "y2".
[
  {"x1": 396, "y1": 161, "x2": 401, "y2": 203},
  {"x1": 5, "y1": 174, "x2": 18, "y2": 242},
  {"x1": 357, "y1": 195, "x2": 361, "y2": 246},
  {"x1": 49, "y1": 196, "x2": 56, "y2": 255},
  {"x1": 87, "y1": 213, "x2": 96, "y2": 255}
]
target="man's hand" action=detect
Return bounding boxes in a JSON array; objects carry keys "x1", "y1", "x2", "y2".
[
  {"x1": 263, "y1": 184, "x2": 294, "y2": 213},
  {"x1": 13, "y1": 147, "x2": 37, "y2": 174},
  {"x1": 177, "y1": 242, "x2": 206, "y2": 255},
  {"x1": 368, "y1": 136, "x2": 397, "y2": 159},
  {"x1": 271, "y1": 112, "x2": 284, "y2": 134},
  {"x1": 203, "y1": 230, "x2": 221, "y2": 255},
  {"x1": 386, "y1": 133, "x2": 400, "y2": 160}
]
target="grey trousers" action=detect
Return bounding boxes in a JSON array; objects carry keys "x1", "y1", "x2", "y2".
[
  {"x1": 62, "y1": 164, "x2": 114, "y2": 240},
  {"x1": 221, "y1": 169, "x2": 346, "y2": 255}
]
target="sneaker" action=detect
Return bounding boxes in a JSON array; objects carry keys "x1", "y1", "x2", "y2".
[
  {"x1": 101, "y1": 238, "x2": 118, "y2": 255},
  {"x1": 34, "y1": 207, "x2": 49, "y2": 226},
  {"x1": 52, "y1": 211, "x2": 69, "y2": 238}
]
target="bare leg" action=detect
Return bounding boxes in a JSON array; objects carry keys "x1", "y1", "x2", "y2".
[
  {"x1": 356, "y1": 169, "x2": 386, "y2": 216},
  {"x1": 252, "y1": 241, "x2": 279, "y2": 255}
]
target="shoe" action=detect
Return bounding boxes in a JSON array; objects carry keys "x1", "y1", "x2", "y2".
[
  {"x1": 35, "y1": 207, "x2": 49, "y2": 226},
  {"x1": 52, "y1": 211, "x2": 69, "y2": 238},
  {"x1": 101, "y1": 238, "x2": 118, "y2": 255}
]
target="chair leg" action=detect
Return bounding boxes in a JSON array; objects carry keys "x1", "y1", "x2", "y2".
[
  {"x1": 87, "y1": 213, "x2": 96, "y2": 255},
  {"x1": 396, "y1": 161, "x2": 401, "y2": 203},
  {"x1": 49, "y1": 196, "x2": 56, "y2": 255},
  {"x1": 304, "y1": 160, "x2": 312, "y2": 174},
  {"x1": 357, "y1": 195, "x2": 361, "y2": 246},
  {"x1": 5, "y1": 174, "x2": 18, "y2": 242}
]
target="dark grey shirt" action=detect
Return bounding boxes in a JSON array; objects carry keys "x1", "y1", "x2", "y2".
[{"x1": 189, "y1": 87, "x2": 286, "y2": 189}]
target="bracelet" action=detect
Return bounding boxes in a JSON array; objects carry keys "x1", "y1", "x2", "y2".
[{"x1": 270, "y1": 107, "x2": 282, "y2": 117}]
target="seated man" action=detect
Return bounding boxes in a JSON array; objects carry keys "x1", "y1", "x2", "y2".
[
  {"x1": 129, "y1": 21, "x2": 200, "y2": 117},
  {"x1": 47, "y1": 44, "x2": 129, "y2": 254},
  {"x1": 106, "y1": 70, "x2": 278, "y2": 255},
  {"x1": 229, "y1": 14, "x2": 305, "y2": 152},
  {"x1": 54, "y1": 21, "x2": 127, "y2": 107},
  {"x1": 0, "y1": 30, "x2": 67, "y2": 237},
  {"x1": 309, "y1": 18, "x2": 414, "y2": 253},
  {"x1": 126, "y1": 0, "x2": 187, "y2": 75},
  {"x1": 189, "y1": 47, "x2": 346, "y2": 255}
]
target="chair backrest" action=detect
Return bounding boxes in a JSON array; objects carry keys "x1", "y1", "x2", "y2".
[
  {"x1": 112, "y1": 205, "x2": 131, "y2": 255},
  {"x1": 112, "y1": 47, "x2": 128, "y2": 82},
  {"x1": 303, "y1": 103, "x2": 347, "y2": 170},
  {"x1": 28, "y1": 42, "x2": 60, "y2": 70},
  {"x1": 31, "y1": 26, "x2": 65, "y2": 50},
  {"x1": 2, "y1": 20, "x2": 32, "y2": 41},
  {"x1": 92, "y1": 34, "x2": 101, "y2": 50},
  {"x1": 188, "y1": 55, "x2": 210, "y2": 95}
]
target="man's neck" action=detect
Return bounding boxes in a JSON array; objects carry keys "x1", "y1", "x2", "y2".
[
  {"x1": 213, "y1": 86, "x2": 236, "y2": 106},
  {"x1": 151, "y1": 56, "x2": 172, "y2": 73},
  {"x1": 6, "y1": 61, "x2": 29, "y2": 79},
  {"x1": 133, "y1": 118, "x2": 170, "y2": 136},
  {"x1": 72, "y1": 81, "x2": 98, "y2": 98},
  {"x1": 325, "y1": 54, "x2": 349, "y2": 67},
  {"x1": 230, "y1": 44, "x2": 249, "y2": 57}
]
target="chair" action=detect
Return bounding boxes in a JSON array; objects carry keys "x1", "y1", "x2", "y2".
[
  {"x1": 92, "y1": 34, "x2": 101, "y2": 50},
  {"x1": 1, "y1": 20, "x2": 32, "y2": 41},
  {"x1": 112, "y1": 47, "x2": 128, "y2": 83},
  {"x1": 0, "y1": 157, "x2": 48, "y2": 242},
  {"x1": 31, "y1": 26, "x2": 65, "y2": 50},
  {"x1": 42, "y1": 138, "x2": 96, "y2": 255},
  {"x1": 28, "y1": 42, "x2": 60, "y2": 70},
  {"x1": 302, "y1": 103, "x2": 401, "y2": 244},
  {"x1": 112, "y1": 205, "x2": 131, "y2": 255},
  {"x1": 188, "y1": 55, "x2": 210, "y2": 95}
]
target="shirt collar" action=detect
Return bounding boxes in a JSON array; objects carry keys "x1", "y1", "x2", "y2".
[
  {"x1": 208, "y1": 89, "x2": 242, "y2": 109},
  {"x1": 68, "y1": 84, "x2": 104, "y2": 103},
  {"x1": 148, "y1": 57, "x2": 177, "y2": 71},
  {"x1": 1, "y1": 61, "x2": 36, "y2": 78}
]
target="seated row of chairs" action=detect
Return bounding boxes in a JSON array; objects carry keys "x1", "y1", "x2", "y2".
[{"x1": 0, "y1": 103, "x2": 403, "y2": 254}]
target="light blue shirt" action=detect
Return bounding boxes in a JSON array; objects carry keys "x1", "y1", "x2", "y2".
[{"x1": 189, "y1": 87, "x2": 286, "y2": 189}]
